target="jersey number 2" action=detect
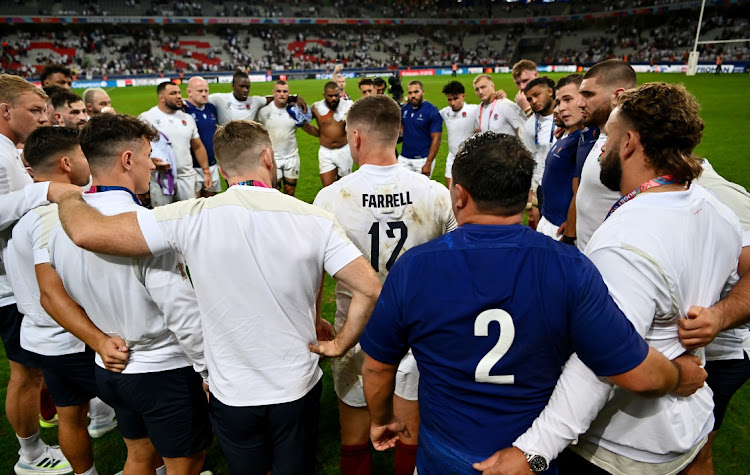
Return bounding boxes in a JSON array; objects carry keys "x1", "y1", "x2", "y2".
[
  {"x1": 368, "y1": 221, "x2": 408, "y2": 272},
  {"x1": 474, "y1": 309, "x2": 515, "y2": 384}
]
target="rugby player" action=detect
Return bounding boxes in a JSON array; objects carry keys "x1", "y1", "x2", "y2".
[
  {"x1": 183, "y1": 77, "x2": 221, "y2": 197},
  {"x1": 358, "y1": 78, "x2": 375, "y2": 97},
  {"x1": 40, "y1": 65, "x2": 72, "y2": 90},
  {"x1": 399, "y1": 81, "x2": 442, "y2": 177},
  {"x1": 306, "y1": 81, "x2": 354, "y2": 187},
  {"x1": 314, "y1": 95, "x2": 456, "y2": 475},
  {"x1": 439, "y1": 81, "x2": 478, "y2": 188},
  {"x1": 82, "y1": 88, "x2": 114, "y2": 117},
  {"x1": 511, "y1": 59, "x2": 539, "y2": 120},
  {"x1": 473, "y1": 74, "x2": 522, "y2": 137},
  {"x1": 209, "y1": 70, "x2": 271, "y2": 125},
  {"x1": 51, "y1": 90, "x2": 88, "y2": 131},
  {"x1": 257, "y1": 80, "x2": 314, "y2": 196}
]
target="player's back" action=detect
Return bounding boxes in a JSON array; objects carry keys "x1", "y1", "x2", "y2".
[{"x1": 314, "y1": 163, "x2": 455, "y2": 281}]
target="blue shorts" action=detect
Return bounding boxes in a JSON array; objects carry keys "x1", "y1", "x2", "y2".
[
  {"x1": 38, "y1": 347, "x2": 98, "y2": 407},
  {"x1": 95, "y1": 365, "x2": 212, "y2": 458},
  {"x1": 0, "y1": 304, "x2": 40, "y2": 367},
  {"x1": 706, "y1": 353, "x2": 750, "y2": 430}
]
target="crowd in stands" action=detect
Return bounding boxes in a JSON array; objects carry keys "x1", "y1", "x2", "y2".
[{"x1": 0, "y1": 3, "x2": 747, "y2": 77}]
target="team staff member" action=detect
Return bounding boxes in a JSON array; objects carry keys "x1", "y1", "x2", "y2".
[
  {"x1": 139, "y1": 81, "x2": 212, "y2": 205},
  {"x1": 258, "y1": 80, "x2": 314, "y2": 196},
  {"x1": 49, "y1": 114, "x2": 210, "y2": 475},
  {"x1": 538, "y1": 74, "x2": 584, "y2": 241},
  {"x1": 50, "y1": 120, "x2": 382, "y2": 475},
  {"x1": 360, "y1": 131, "x2": 696, "y2": 474},
  {"x1": 184, "y1": 77, "x2": 221, "y2": 197},
  {"x1": 399, "y1": 81, "x2": 442, "y2": 177},
  {"x1": 7, "y1": 127, "x2": 102, "y2": 475},
  {"x1": 314, "y1": 95, "x2": 456, "y2": 475},
  {"x1": 0, "y1": 74, "x2": 72, "y2": 475},
  {"x1": 307, "y1": 82, "x2": 354, "y2": 187},
  {"x1": 509, "y1": 83, "x2": 735, "y2": 474},
  {"x1": 440, "y1": 81, "x2": 478, "y2": 189}
]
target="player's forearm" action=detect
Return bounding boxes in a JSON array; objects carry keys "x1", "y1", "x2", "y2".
[
  {"x1": 426, "y1": 134, "x2": 441, "y2": 164},
  {"x1": 0, "y1": 182, "x2": 49, "y2": 231},
  {"x1": 606, "y1": 347, "x2": 679, "y2": 397},
  {"x1": 710, "y1": 268, "x2": 750, "y2": 332},
  {"x1": 362, "y1": 354, "x2": 398, "y2": 425},
  {"x1": 301, "y1": 122, "x2": 320, "y2": 137},
  {"x1": 332, "y1": 257, "x2": 381, "y2": 354},
  {"x1": 514, "y1": 354, "x2": 612, "y2": 461},
  {"x1": 36, "y1": 264, "x2": 109, "y2": 351},
  {"x1": 57, "y1": 191, "x2": 151, "y2": 257},
  {"x1": 564, "y1": 181, "x2": 578, "y2": 238},
  {"x1": 194, "y1": 146, "x2": 210, "y2": 172}
]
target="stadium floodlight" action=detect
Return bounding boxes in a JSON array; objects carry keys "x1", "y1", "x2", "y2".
[{"x1": 688, "y1": 0, "x2": 750, "y2": 76}]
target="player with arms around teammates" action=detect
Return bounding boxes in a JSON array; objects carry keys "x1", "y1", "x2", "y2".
[{"x1": 314, "y1": 95, "x2": 455, "y2": 475}]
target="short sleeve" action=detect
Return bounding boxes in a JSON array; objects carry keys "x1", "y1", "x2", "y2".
[
  {"x1": 359, "y1": 259, "x2": 410, "y2": 365},
  {"x1": 568, "y1": 257, "x2": 649, "y2": 376},
  {"x1": 31, "y1": 209, "x2": 58, "y2": 265},
  {"x1": 323, "y1": 218, "x2": 362, "y2": 277},
  {"x1": 254, "y1": 96, "x2": 268, "y2": 109},
  {"x1": 429, "y1": 107, "x2": 443, "y2": 134},
  {"x1": 504, "y1": 103, "x2": 523, "y2": 132},
  {"x1": 188, "y1": 116, "x2": 200, "y2": 140},
  {"x1": 136, "y1": 209, "x2": 178, "y2": 256}
]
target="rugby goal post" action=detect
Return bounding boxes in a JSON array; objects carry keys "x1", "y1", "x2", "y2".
[{"x1": 687, "y1": 0, "x2": 750, "y2": 76}]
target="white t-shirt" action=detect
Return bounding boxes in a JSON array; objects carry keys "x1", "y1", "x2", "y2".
[
  {"x1": 0, "y1": 134, "x2": 34, "y2": 306},
  {"x1": 258, "y1": 102, "x2": 299, "y2": 160},
  {"x1": 475, "y1": 99, "x2": 523, "y2": 136},
  {"x1": 440, "y1": 103, "x2": 479, "y2": 157},
  {"x1": 209, "y1": 92, "x2": 268, "y2": 125},
  {"x1": 7, "y1": 203, "x2": 85, "y2": 355},
  {"x1": 522, "y1": 113, "x2": 556, "y2": 185},
  {"x1": 139, "y1": 107, "x2": 199, "y2": 177},
  {"x1": 49, "y1": 190, "x2": 206, "y2": 378},
  {"x1": 136, "y1": 185, "x2": 362, "y2": 406},
  {"x1": 575, "y1": 134, "x2": 617, "y2": 251},
  {"x1": 516, "y1": 185, "x2": 742, "y2": 465},
  {"x1": 313, "y1": 164, "x2": 456, "y2": 330}
]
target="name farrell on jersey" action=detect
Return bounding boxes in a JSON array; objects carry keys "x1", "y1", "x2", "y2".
[{"x1": 362, "y1": 192, "x2": 414, "y2": 208}]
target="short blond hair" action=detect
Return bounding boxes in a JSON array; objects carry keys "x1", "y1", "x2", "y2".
[
  {"x1": 472, "y1": 74, "x2": 494, "y2": 86},
  {"x1": 0, "y1": 74, "x2": 47, "y2": 106},
  {"x1": 213, "y1": 120, "x2": 272, "y2": 175},
  {"x1": 511, "y1": 60, "x2": 537, "y2": 79}
]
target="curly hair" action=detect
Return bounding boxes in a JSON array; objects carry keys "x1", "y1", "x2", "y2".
[{"x1": 616, "y1": 82, "x2": 704, "y2": 183}]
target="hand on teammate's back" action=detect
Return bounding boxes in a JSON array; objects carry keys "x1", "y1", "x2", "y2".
[
  {"x1": 670, "y1": 354, "x2": 707, "y2": 397},
  {"x1": 46, "y1": 182, "x2": 83, "y2": 203},
  {"x1": 472, "y1": 447, "x2": 531, "y2": 475},
  {"x1": 315, "y1": 317, "x2": 334, "y2": 342},
  {"x1": 97, "y1": 335, "x2": 129, "y2": 373},
  {"x1": 369, "y1": 416, "x2": 409, "y2": 451},
  {"x1": 678, "y1": 306, "x2": 722, "y2": 349}
]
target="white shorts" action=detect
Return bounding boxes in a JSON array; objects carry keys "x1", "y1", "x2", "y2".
[
  {"x1": 398, "y1": 155, "x2": 435, "y2": 177},
  {"x1": 537, "y1": 216, "x2": 562, "y2": 241},
  {"x1": 318, "y1": 145, "x2": 353, "y2": 176},
  {"x1": 150, "y1": 170, "x2": 197, "y2": 207},
  {"x1": 194, "y1": 164, "x2": 222, "y2": 193},
  {"x1": 445, "y1": 152, "x2": 455, "y2": 179},
  {"x1": 276, "y1": 154, "x2": 301, "y2": 181},
  {"x1": 332, "y1": 345, "x2": 419, "y2": 407}
]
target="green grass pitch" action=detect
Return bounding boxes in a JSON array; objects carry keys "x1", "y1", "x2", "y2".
[{"x1": 0, "y1": 72, "x2": 748, "y2": 474}]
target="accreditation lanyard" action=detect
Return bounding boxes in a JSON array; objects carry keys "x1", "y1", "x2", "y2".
[
  {"x1": 535, "y1": 114, "x2": 554, "y2": 146},
  {"x1": 606, "y1": 175, "x2": 677, "y2": 219},
  {"x1": 233, "y1": 180, "x2": 271, "y2": 189},
  {"x1": 479, "y1": 99, "x2": 497, "y2": 132},
  {"x1": 88, "y1": 185, "x2": 142, "y2": 206}
]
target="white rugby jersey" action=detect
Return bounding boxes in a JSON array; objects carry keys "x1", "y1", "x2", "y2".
[
  {"x1": 0, "y1": 134, "x2": 34, "y2": 306},
  {"x1": 258, "y1": 102, "x2": 299, "y2": 160},
  {"x1": 209, "y1": 92, "x2": 267, "y2": 125},
  {"x1": 139, "y1": 107, "x2": 199, "y2": 177},
  {"x1": 518, "y1": 185, "x2": 741, "y2": 465},
  {"x1": 0, "y1": 182, "x2": 49, "y2": 232},
  {"x1": 136, "y1": 185, "x2": 362, "y2": 406},
  {"x1": 522, "y1": 113, "x2": 556, "y2": 185},
  {"x1": 8, "y1": 203, "x2": 85, "y2": 355},
  {"x1": 475, "y1": 99, "x2": 522, "y2": 136},
  {"x1": 49, "y1": 190, "x2": 206, "y2": 378},
  {"x1": 440, "y1": 103, "x2": 479, "y2": 156},
  {"x1": 575, "y1": 134, "x2": 617, "y2": 251},
  {"x1": 313, "y1": 164, "x2": 456, "y2": 330}
]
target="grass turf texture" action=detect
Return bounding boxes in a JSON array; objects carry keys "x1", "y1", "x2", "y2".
[{"x1": 1, "y1": 73, "x2": 748, "y2": 474}]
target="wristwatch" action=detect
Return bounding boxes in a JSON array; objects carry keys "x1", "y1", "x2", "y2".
[{"x1": 524, "y1": 452, "x2": 549, "y2": 473}]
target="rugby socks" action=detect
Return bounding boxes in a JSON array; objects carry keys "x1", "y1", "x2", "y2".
[
  {"x1": 40, "y1": 386, "x2": 57, "y2": 422},
  {"x1": 156, "y1": 465, "x2": 166, "y2": 475},
  {"x1": 76, "y1": 465, "x2": 99, "y2": 475},
  {"x1": 395, "y1": 440, "x2": 418, "y2": 475},
  {"x1": 340, "y1": 443, "x2": 371, "y2": 475},
  {"x1": 17, "y1": 431, "x2": 45, "y2": 461}
]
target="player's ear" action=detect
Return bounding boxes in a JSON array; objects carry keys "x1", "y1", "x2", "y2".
[
  {"x1": 121, "y1": 150, "x2": 134, "y2": 171},
  {"x1": 59, "y1": 155, "x2": 73, "y2": 173},
  {"x1": 451, "y1": 183, "x2": 468, "y2": 211},
  {"x1": 260, "y1": 147, "x2": 274, "y2": 170}
]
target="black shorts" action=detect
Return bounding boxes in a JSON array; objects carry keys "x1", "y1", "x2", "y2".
[
  {"x1": 0, "y1": 304, "x2": 40, "y2": 367},
  {"x1": 706, "y1": 353, "x2": 750, "y2": 430},
  {"x1": 95, "y1": 365, "x2": 212, "y2": 458},
  {"x1": 209, "y1": 379, "x2": 322, "y2": 475},
  {"x1": 38, "y1": 347, "x2": 98, "y2": 407}
]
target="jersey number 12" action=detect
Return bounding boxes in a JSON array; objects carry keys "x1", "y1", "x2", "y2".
[{"x1": 368, "y1": 221, "x2": 408, "y2": 272}]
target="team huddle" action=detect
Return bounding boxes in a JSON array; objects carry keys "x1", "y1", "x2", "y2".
[{"x1": 0, "y1": 57, "x2": 748, "y2": 475}]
